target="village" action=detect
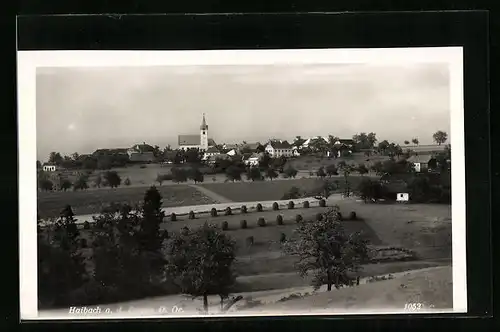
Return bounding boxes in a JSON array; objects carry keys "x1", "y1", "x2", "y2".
[{"x1": 37, "y1": 112, "x2": 452, "y2": 316}]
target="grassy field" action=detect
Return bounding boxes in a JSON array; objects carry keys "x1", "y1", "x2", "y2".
[
  {"x1": 199, "y1": 176, "x2": 378, "y2": 202},
  {"x1": 37, "y1": 185, "x2": 217, "y2": 218},
  {"x1": 287, "y1": 153, "x2": 390, "y2": 170}
]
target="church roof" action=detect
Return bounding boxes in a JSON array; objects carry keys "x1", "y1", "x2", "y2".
[
  {"x1": 267, "y1": 140, "x2": 292, "y2": 149},
  {"x1": 178, "y1": 135, "x2": 201, "y2": 146},
  {"x1": 178, "y1": 135, "x2": 216, "y2": 146}
]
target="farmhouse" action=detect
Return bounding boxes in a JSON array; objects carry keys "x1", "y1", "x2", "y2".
[
  {"x1": 42, "y1": 163, "x2": 57, "y2": 172},
  {"x1": 178, "y1": 114, "x2": 216, "y2": 151},
  {"x1": 202, "y1": 146, "x2": 221, "y2": 160},
  {"x1": 265, "y1": 140, "x2": 293, "y2": 158},
  {"x1": 301, "y1": 136, "x2": 329, "y2": 149},
  {"x1": 244, "y1": 152, "x2": 263, "y2": 166}
]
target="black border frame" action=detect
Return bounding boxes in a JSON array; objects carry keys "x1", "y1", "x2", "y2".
[{"x1": 14, "y1": 11, "x2": 492, "y2": 330}]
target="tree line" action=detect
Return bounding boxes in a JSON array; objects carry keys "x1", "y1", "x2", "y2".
[{"x1": 38, "y1": 187, "x2": 369, "y2": 312}]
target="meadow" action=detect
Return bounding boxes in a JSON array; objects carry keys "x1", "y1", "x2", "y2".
[{"x1": 37, "y1": 185, "x2": 216, "y2": 218}]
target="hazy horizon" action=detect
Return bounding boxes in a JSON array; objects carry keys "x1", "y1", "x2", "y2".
[{"x1": 36, "y1": 64, "x2": 451, "y2": 161}]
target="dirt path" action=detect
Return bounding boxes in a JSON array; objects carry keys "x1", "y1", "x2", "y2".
[{"x1": 188, "y1": 184, "x2": 233, "y2": 204}]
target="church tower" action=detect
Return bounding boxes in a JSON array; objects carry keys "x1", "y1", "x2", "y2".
[{"x1": 200, "y1": 113, "x2": 208, "y2": 151}]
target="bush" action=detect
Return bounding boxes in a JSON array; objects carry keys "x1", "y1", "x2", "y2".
[
  {"x1": 272, "y1": 202, "x2": 279, "y2": 211},
  {"x1": 256, "y1": 203, "x2": 263, "y2": 212},
  {"x1": 241, "y1": 205, "x2": 248, "y2": 214},
  {"x1": 83, "y1": 221, "x2": 90, "y2": 229},
  {"x1": 188, "y1": 211, "x2": 196, "y2": 219},
  {"x1": 296, "y1": 214, "x2": 303, "y2": 223},
  {"x1": 181, "y1": 226, "x2": 189, "y2": 235},
  {"x1": 246, "y1": 236, "x2": 254, "y2": 246},
  {"x1": 124, "y1": 178, "x2": 131, "y2": 186},
  {"x1": 240, "y1": 220, "x2": 248, "y2": 229},
  {"x1": 140, "y1": 165, "x2": 147, "y2": 169},
  {"x1": 303, "y1": 201, "x2": 310, "y2": 208},
  {"x1": 224, "y1": 207, "x2": 232, "y2": 216},
  {"x1": 288, "y1": 201, "x2": 295, "y2": 209},
  {"x1": 276, "y1": 215, "x2": 284, "y2": 225},
  {"x1": 79, "y1": 238, "x2": 88, "y2": 248},
  {"x1": 316, "y1": 213, "x2": 323, "y2": 221},
  {"x1": 280, "y1": 233, "x2": 287, "y2": 243},
  {"x1": 257, "y1": 217, "x2": 266, "y2": 227},
  {"x1": 221, "y1": 221, "x2": 229, "y2": 231},
  {"x1": 211, "y1": 208, "x2": 218, "y2": 217},
  {"x1": 319, "y1": 199, "x2": 326, "y2": 207},
  {"x1": 170, "y1": 213, "x2": 177, "y2": 221},
  {"x1": 337, "y1": 212, "x2": 343, "y2": 221},
  {"x1": 349, "y1": 211, "x2": 357, "y2": 220},
  {"x1": 161, "y1": 230, "x2": 169, "y2": 240}
]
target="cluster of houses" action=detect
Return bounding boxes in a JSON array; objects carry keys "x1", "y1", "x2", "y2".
[{"x1": 40, "y1": 115, "x2": 448, "y2": 177}]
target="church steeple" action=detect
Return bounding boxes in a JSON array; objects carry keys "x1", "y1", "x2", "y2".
[{"x1": 200, "y1": 113, "x2": 208, "y2": 130}]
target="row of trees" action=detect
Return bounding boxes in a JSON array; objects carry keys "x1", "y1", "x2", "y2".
[
  {"x1": 38, "y1": 171, "x2": 124, "y2": 192},
  {"x1": 38, "y1": 187, "x2": 369, "y2": 312}
]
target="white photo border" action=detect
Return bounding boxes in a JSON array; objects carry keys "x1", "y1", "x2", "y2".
[{"x1": 18, "y1": 47, "x2": 466, "y2": 320}]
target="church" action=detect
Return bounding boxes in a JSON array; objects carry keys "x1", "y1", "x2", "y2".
[{"x1": 177, "y1": 114, "x2": 216, "y2": 151}]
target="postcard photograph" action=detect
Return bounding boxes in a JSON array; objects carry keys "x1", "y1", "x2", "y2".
[{"x1": 18, "y1": 48, "x2": 466, "y2": 319}]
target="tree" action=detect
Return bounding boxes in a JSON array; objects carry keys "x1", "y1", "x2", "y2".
[
  {"x1": 103, "y1": 171, "x2": 121, "y2": 188},
  {"x1": 97, "y1": 156, "x2": 112, "y2": 170},
  {"x1": 39, "y1": 179, "x2": 54, "y2": 191},
  {"x1": 282, "y1": 186, "x2": 302, "y2": 200},
  {"x1": 60, "y1": 179, "x2": 72, "y2": 192},
  {"x1": 370, "y1": 161, "x2": 384, "y2": 175},
  {"x1": 82, "y1": 157, "x2": 98, "y2": 170},
  {"x1": 246, "y1": 167, "x2": 263, "y2": 181},
  {"x1": 293, "y1": 136, "x2": 306, "y2": 148},
  {"x1": 156, "y1": 173, "x2": 167, "y2": 186},
  {"x1": 283, "y1": 207, "x2": 369, "y2": 291},
  {"x1": 71, "y1": 152, "x2": 80, "y2": 161},
  {"x1": 356, "y1": 164, "x2": 369, "y2": 176},
  {"x1": 37, "y1": 160, "x2": 42, "y2": 169},
  {"x1": 73, "y1": 174, "x2": 89, "y2": 191},
  {"x1": 404, "y1": 140, "x2": 410, "y2": 145},
  {"x1": 433, "y1": 130, "x2": 448, "y2": 145},
  {"x1": 266, "y1": 168, "x2": 278, "y2": 181},
  {"x1": 325, "y1": 164, "x2": 338, "y2": 177},
  {"x1": 226, "y1": 165, "x2": 243, "y2": 182},
  {"x1": 338, "y1": 163, "x2": 355, "y2": 197},
  {"x1": 316, "y1": 167, "x2": 326, "y2": 178},
  {"x1": 377, "y1": 140, "x2": 390, "y2": 155},
  {"x1": 284, "y1": 165, "x2": 298, "y2": 178},
  {"x1": 136, "y1": 187, "x2": 167, "y2": 281},
  {"x1": 94, "y1": 174, "x2": 102, "y2": 188},
  {"x1": 38, "y1": 206, "x2": 88, "y2": 307},
  {"x1": 188, "y1": 167, "x2": 204, "y2": 184},
  {"x1": 366, "y1": 132, "x2": 377, "y2": 149},
  {"x1": 171, "y1": 167, "x2": 188, "y2": 183},
  {"x1": 185, "y1": 148, "x2": 203, "y2": 164},
  {"x1": 259, "y1": 153, "x2": 272, "y2": 169},
  {"x1": 355, "y1": 178, "x2": 385, "y2": 202},
  {"x1": 165, "y1": 223, "x2": 236, "y2": 313},
  {"x1": 412, "y1": 138, "x2": 419, "y2": 146}
]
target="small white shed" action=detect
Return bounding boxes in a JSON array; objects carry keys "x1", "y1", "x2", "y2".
[{"x1": 396, "y1": 193, "x2": 409, "y2": 202}]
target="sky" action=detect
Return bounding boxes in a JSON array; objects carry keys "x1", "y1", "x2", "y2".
[{"x1": 36, "y1": 63, "x2": 451, "y2": 161}]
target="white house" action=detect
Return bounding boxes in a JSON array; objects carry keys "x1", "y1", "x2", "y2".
[
  {"x1": 244, "y1": 153, "x2": 262, "y2": 166},
  {"x1": 42, "y1": 163, "x2": 57, "y2": 172},
  {"x1": 265, "y1": 140, "x2": 293, "y2": 158},
  {"x1": 291, "y1": 146, "x2": 301, "y2": 157},
  {"x1": 396, "y1": 193, "x2": 410, "y2": 202},
  {"x1": 178, "y1": 114, "x2": 216, "y2": 151}
]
